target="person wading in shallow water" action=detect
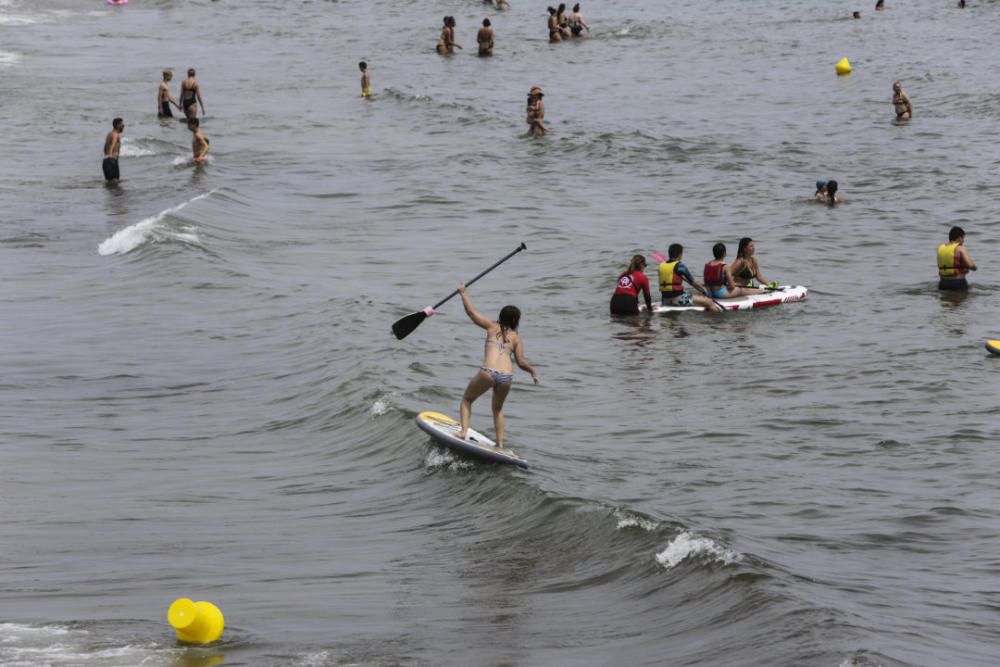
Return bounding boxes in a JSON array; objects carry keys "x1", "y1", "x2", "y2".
[
  {"x1": 455, "y1": 284, "x2": 538, "y2": 449},
  {"x1": 937, "y1": 225, "x2": 977, "y2": 291},
  {"x1": 526, "y1": 86, "x2": 546, "y2": 136},
  {"x1": 102, "y1": 117, "x2": 123, "y2": 183}
]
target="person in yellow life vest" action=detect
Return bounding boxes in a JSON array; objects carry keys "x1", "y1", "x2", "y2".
[
  {"x1": 938, "y1": 225, "x2": 977, "y2": 291},
  {"x1": 658, "y1": 244, "x2": 722, "y2": 312}
]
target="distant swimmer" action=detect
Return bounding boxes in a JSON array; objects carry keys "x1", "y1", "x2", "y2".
[
  {"x1": 892, "y1": 81, "x2": 912, "y2": 119},
  {"x1": 102, "y1": 117, "x2": 123, "y2": 183},
  {"x1": 853, "y1": 11, "x2": 861, "y2": 18},
  {"x1": 958, "y1": 0, "x2": 966, "y2": 7},
  {"x1": 526, "y1": 86, "x2": 547, "y2": 136},
  {"x1": 814, "y1": 179, "x2": 828, "y2": 201},
  {"x1": 703, "y1": 243, "x2": 763, "y2": 299},
  {"x1": 157, "y1": 70, "x2": 180, "y2": 118},
  {"x1": 729, "y1": 238, "x2": 774, "y2": 288},
  {"x1": 556, "y1": 4, "x2": 572, "y2": 39},
  {"x1": 455, "y1": 284, "x2": 538, "y2": 449},
  {"x1": 493, "y1": 0, "x2": 510, "y2": 8},
  {"x1": 610, "y1": 255, "x2": 653, "y2": 315},
  {"x1": 477, "y1": 19, "x2": 494, "y2": 57},
  {"x1": 359, "y1": 61, "x2": 372, "y2": 97},
  {"x1": 658, "y1": 244, "x2": 722, "y2": 312},
  {"x1": 824, "y1": 179, "x2": 842, "y2": 205},
  {"x1": 436, "y1": 16, "x2": 462, "y2": 55},
  {"x1": 187, "y1": 117, "x2": 210, "y2": 162},
  {"x1": 569, "y1": 3, "x2": 590, "y2": 36},
  {"x1": 547, "y1": 7, "x2": 562, "y2": 43},
  {"x1": 875, "y1": 0, "x2": 885, "y2": 9},
  {"x1": 180, "y1": 68, "x2": 205, "y2": 119},
  {"x1": 937, "y1": 226, "x2": 977, "y2": 291}
]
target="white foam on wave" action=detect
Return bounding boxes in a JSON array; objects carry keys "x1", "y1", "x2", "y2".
[
  {"x1": 0, "y1": 622, "x2": 170, "y2": 666},
  {"x1": 173, "y1": 155, "x2": 214, "y2": 166},
  {"x1": 97, "y1": 191, "x2": 214, "y2": 256},
  {"x1": 0, "y1": 50, "x2": 22, "y2": 67},
  {"x1": 655, "y1": 531, "x2": 742, "y2": 569},
  {"x1": 424, "y1": 448, "x2": 474, "y2": 470},
  {"x1": 0, "y1": 14, "x2": 38, "y2": 26},
  {"x1": 119, "y1": 138, "x2": 157, "y2": 158},
  {"x1": 370, "y1": 398, "x2": 390, "y2": 416},
  {"x1": 614, "y1": 509, "x2": 658, "y2": 532}
]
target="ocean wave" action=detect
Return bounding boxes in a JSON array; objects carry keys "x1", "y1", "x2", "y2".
[
  {"x1": 614, "y1": 508, "x2": 658, "y2": 531},
  {"x1": 370, "y1": 398, "x2": 390, "y2": 417},
  {"x1": 0, "y1": 14, "x2": 38, "y2": 26},
  {"x1": 118, "y1": 138, "x2": 157, "y2": 158},
  {"x1": 97, "y1": 191, "x2": 214, "y2": 256},
  {"x1": 0, "y1": 50, "x2": 21, "y2": 67},
  {"x1": 423, "y1": 447, "x2": 475, "y2": 470},
  {"x1": 173, "y1": 155, "x2": 215, "y2": 167},
  {"x1": 655, "y1": 531, "x2": 742, "y2": 569}
]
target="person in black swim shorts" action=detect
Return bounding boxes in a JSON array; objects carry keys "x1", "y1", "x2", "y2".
[
  {"x1": 158, "y1": 70, "x2": 180, "y2": 118},
  {"x1": 102, "y1": 117, "x2": 123, "y2": 183}
]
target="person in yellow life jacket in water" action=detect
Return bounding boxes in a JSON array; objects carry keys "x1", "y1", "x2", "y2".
[{"x1": 938, "y1": 226, "x2": 977, "y2": 291}]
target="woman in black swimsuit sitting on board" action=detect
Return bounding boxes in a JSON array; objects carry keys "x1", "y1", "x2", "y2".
[{"x1": 728, "y1": 237, "x2": 772, "y2": 288}]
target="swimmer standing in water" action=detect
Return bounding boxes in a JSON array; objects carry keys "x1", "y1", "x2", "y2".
[
  {"x1": 526, "y1": 86, "x2": 546, "y2": 136},
  {"x1": 937, "y1": 225, "x2": 977, "y2": 291},
  {"x1": 892, "y1": 81, "x2": 912, "y2": 119},
  {"x1": 102, "y1": 117, "x2": 123, "y2": 183},
  {"x1": 157, "y1": 70, "x2": 180, "y2": 118},
  {"x1": 359, "y1": 61, "x2": 372, "y2": 97},
  {"x1": 477, "y1": 19, "x2": 494, "y2": 57},
  {"x1": 187, "y1": 117, "x2": 209, "y2": 162},
  {"x1": 455, "y1": 284, "x2": 538, "y2": 449},
  {"x1": 180, "y1": 68, "x2": 205, "y2": 119},
  {"x1": 436, "y1": 16, "x2": 462, "y2": 55},
  {"x1": 569, "y1": 3, "x2": 590, "y2": 37}
]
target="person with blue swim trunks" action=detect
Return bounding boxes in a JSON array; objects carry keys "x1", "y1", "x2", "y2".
[
  {"x1": 703, "y1": 243, "x2": 763, "y2": 300},
  {"x1": 456, "y1": 284, "x2": 539, "y2": 449}
]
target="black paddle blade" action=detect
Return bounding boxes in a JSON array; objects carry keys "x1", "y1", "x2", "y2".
[{"x1": 392, "y1": 311, "x2": 427, "y2": 340}]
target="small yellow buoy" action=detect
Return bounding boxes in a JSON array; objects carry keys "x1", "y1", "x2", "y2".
[
  {"x1": 168, "y1": 598, "x2": 225, "y2": 644},
  {"x1": 835, "y1": 57, "x2": 852, "y2": 75}
]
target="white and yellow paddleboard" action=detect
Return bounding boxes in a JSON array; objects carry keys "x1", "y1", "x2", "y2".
[
  {"x1": 986, "y1": 340, "x2": 1000, "y2": 357},
  {"x1": 416, "y1": 411, "x2": 528, "y2": 468}
]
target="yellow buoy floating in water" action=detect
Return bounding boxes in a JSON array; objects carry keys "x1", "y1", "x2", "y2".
[
  {"x1": 168, "y1": 598, "x2": 225, "y2": 644},
  {"x1": 985, "y1": 339, "x2": 1000, "y2": 356},
  {"x1": 835, "y1": 57, "x2": 852, "y2": 75}
]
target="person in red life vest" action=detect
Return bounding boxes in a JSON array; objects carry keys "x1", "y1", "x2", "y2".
[
  {"x1": 658, "y1": 243, "x2": 722, "y2": 312},
  {"x1": 937, "y1": 225, "x2": 977, "y2": 291},
  {"x1": 703, "y1": 243, "x2": 763, "y2": 299},
  {"x1": 610, "y1": 254, "x2": 653, "y2": 315}
]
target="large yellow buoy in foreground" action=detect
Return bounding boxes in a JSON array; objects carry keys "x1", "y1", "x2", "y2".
[
  {"x1": 835, "y1": 57, "x2": 852, "y2": 75},
  {"x1": 168, "y1": 598, "x2": 225, "y2": 644}
]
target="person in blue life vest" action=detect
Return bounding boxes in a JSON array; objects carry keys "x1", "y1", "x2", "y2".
[
  {"x1": 938, "y1": 226, "x2": 977, "y2": 291},
  {"x1": 658, "y1": 244, "x2": 722, "y2": 312}
]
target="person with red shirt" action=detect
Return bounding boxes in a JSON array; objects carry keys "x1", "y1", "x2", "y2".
[{"x1": 610, "y1": 255, "x2": 653, "y2": 315}]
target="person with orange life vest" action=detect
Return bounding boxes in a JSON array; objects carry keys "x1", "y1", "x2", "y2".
[
  {"x1": 703, "y1": 243, "x2": 763, "y2": 299},
  {"x1": 610, "y1": 254, "x2": 653, "y2": 315},
  {"x1": 938, "y1": 225, "x2": 977, "y2": 291},
  {"x1": 658, "y1": 244, "x2": 722, "y2": 312}
]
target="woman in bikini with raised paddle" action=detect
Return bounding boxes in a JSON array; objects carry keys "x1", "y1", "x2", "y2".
[{"x1": 456, "y1": 284, "x2": 538, "y2": 449}]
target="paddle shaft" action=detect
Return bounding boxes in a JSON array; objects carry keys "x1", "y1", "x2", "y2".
[{"x1": 431, "y1": 242, "x2": 526, "y2": 310}]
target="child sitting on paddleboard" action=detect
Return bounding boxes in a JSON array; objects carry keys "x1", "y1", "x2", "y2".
[
  {"x1": 658, "y1": 244, "x2": 722, "y2": 312},
  {"x1": 456, "y1": 284, "x2": 538, "y2": 449},
  {"x1": 703, "y1": 243, "x2": 763, "y2": 299}
]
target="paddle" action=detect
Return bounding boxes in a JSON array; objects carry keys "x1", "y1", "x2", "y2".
[
  {"x1": 392, "y1": 242, "x2": 527, "y2": 340},
  {"x1": 649, "y1": 252, "x2": 727, "y2": 312}
]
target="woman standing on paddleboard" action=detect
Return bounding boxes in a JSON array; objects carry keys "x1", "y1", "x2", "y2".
[{"x1": 456, "y1": 284, "x2": 538, "y2": 449}]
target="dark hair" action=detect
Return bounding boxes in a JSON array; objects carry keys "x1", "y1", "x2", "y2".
[
  {"x1": 712, "y1": 242, "x2": 726, "y2": 260},
  {"x1": 483, "y1": 18, "x2": 491, "y2": 27},
  {"x1": 949, "y1": 226, "x2": 965, "y2": 242},
  {"x1": 548, "y1": 6, "x2": 556, "y2": 15},
  {"x1": 668, "y1": 243, "x2": 683, "y2": 260},
  {"x1": 187, "y1": 117, "x2": 200, "y2": 128},
  {"x1": 359, "y1": 61, "x2": 367, "y2": 69},
  {"x1": 626, "y1": 254, "x2": 646, "y2": 274},
  {"x1": 498, "y1": 305, "x2": 521, "y2": 342},
  {"x1": 573, "y1": 3, "x2": 581, "y2": 11},
  {"x1": 826, "y1": 180, "x2": 838, "y2": 201},
  {"x1": 875, "y1": 0, "x2": 884, "y2": 7},
  {"x1": 558, "y1": 3, "x2": 566, "y2": 11},
  {"x1": 853, "y1": 11, "x2": 861, "y2": 18},
  {"x1": 112, "y1": 117, "x2": 123, "y2": 128},
  {"x1": 736, "y1": 237, "x2": 753, "y2": 259},
  {"x1": 188, "y1": 68, "x2": 196, "y2": 76}
]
